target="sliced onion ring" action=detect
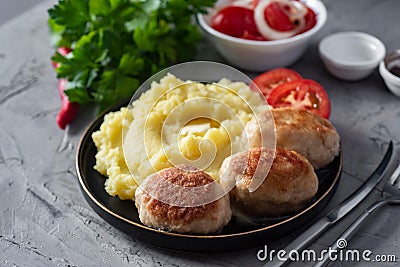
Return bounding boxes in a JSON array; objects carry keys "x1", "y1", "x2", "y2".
[
  {"x1": 280, "y1": 0, "x2": 308, "y2": 20},
  {"x1": 231, "y1": 0, "x2": 255, "y2": 8},
  {"x1": 254, "y1": 0, "x2": 306, "y2": 40}
]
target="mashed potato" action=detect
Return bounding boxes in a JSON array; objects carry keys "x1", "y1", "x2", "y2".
[
  {"x1": 92, "y1": 108, "x2": 138, "y2": 199},
  {"x1": 93, "y1": 73, "x2": 268, "y2": 200}
]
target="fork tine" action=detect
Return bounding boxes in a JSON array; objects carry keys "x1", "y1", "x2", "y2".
[{"x1": 389, "y1": 164, "x2": 400, "y2": 185}]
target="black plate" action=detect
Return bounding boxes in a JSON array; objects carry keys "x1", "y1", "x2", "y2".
[{"x1": 76, "y1": 101, "x2": 342, "y2": 252}]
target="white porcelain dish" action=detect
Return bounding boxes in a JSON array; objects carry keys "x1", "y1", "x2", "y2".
[
  {"x1": 319, "y1": 31, "x2": 386, "y2": 81},
  {"x1": 197, "y1": 0, "x2": 327, "y2": 72},
  {"x1": 379, "y1": 50, "x2": 400, "y2": 97}
]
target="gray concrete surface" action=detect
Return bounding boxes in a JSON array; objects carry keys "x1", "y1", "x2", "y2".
[
  {"x1": 0, "y1": 0, "x2": 45, "y2": 25},
  {"x1": 0, "y1": 0, "x2": 399, "y2": 266}
]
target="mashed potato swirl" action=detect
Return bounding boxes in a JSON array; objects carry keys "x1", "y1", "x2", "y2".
[{"x1": 93, "y1": 73, "x2": 268, "y2": 200}]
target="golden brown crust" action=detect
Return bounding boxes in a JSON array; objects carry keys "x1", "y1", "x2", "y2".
[
  {"x1": 138, "y1": 166, "x2": 218, "y2": 224},
  {"x1": 158, "y1": 165, "x2": 215, "y2": 187},
  {"x1": 220, "y1": 147, "x2": 318, "y2": 217},
  {"x1": 145, "y1": 196, "x2": 217, "y2": 224},
  {"x1": 272, "y1": 107, "x2": 336, "y2": 143},
  {"x1": 244, "y1": 148, "x2": 262, "y2": 176},
  {"x1": 246, "y1": 107, "x2": 340, "y2": 169},
  {"x1": 231, "y1": 148, "x2": 312, "y2": 191}
]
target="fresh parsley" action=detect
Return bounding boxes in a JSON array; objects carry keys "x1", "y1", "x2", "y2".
[{"x1": 48, "y1": 0, "x2": 216, "y2": 111}]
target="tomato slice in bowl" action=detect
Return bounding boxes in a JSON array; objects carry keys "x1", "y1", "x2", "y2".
[
  {"x1": 251, "y1": 68, "x2": 302, "y2": 98},
  {"x1": 267, "y1": 79, "x2": 331, "y2": 119},
  {"x1": 211, "y1": 6, "x2": 259, "y2": 38},
  {"x1": 264, "y1": 2, "x2": 295, "y2": 31},
  {"x1": 299, "y1": 7, "x2": 317, "y2": 34}
]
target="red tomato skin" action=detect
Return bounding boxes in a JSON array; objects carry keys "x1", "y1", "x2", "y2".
[
  {"x1": 251, "y1": 68, "x2": 302, "y2": 98},
  {"x1": 267, "y1": 79, "x2": 331, "y2": 119},
  {"x1": 212, "y1": 1, "x2": 317, "y2": 40},
  {"x1": 264, "y1": 1, "x2": 317, "y2": 35},
  {"x1": 211, "y1": 6, "x2": 258, "y2": 38},
  {"x1": 241, "y1": 30, "x2": 267, "y2": 41},
  {"x1": 264, "y1": 2, "x2": 295, "y2": 31},
  {"x1": 299, "y1": 7, "x2": 317, "y2": 34},
  {"x1": 252, "y1": 0, "x2": 260, "y2": 9}
]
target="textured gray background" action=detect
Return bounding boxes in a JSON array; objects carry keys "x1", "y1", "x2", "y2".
[
  {"x1": 0, "y1": 0, "x2": 45, "y2": 25},
  {"x1": 0, "y1": 0, "x2": 399, "y2": 266}
]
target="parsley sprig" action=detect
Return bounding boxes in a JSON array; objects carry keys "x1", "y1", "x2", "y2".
[{"x1": 48, "y1": 0, "x2": 216, "y2": 111}]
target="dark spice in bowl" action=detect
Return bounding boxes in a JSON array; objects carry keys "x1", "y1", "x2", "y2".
[{"x1": 384, "y1": 49, "x2": 400, "y2": 77}]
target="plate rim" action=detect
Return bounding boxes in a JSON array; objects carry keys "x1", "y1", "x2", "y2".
[{"x1": 76, "y1": 101, "x2": 343, "y2": 240}]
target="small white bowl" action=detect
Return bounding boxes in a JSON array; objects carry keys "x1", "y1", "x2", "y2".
[
  {"x1": 379, "y1": 50, "x2": 400, "y2": 97},
  {"x1": 197, "y1": 0, "x2": 327, "y2": 72},
  {"x1": 319, "y1": 31, "x2": 386, "y2": 81}
]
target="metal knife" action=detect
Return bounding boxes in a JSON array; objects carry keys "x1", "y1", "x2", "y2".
[{"x1": 264, "y1": 141, "x2": 393, "y2": 267}]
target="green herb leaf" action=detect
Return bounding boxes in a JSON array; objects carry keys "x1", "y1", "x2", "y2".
[
  {"x1": 118, "y1": 54, "x2": 145, "y2": 75},
  {"x1": 89, "y1": 0, "x2": 111, "y2": 16},
  {"x1": 143, "y1": 0, "x2": 161, "y2": 13},
  {"x1": 48, "y1": 0, "x2": 89, "y2": 40},
  {"x1": 64, "y1": 86, "x2": 93, "y2": 104},
  {"x1": 109, "y1": 0, "x2": 123, "y2": 9},
  {"x1": 48, "y1": 0, "x2": 217, "y2": 113},
  {"x1": 124, "y1": 13, "x2": 148, "y2": 32}
]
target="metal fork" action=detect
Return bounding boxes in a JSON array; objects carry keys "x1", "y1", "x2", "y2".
[{"x1": 314, "y1": 163, "x2": 400, "y2": 267}]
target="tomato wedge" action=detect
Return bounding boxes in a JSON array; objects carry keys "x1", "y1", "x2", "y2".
[
  {"x1": 242, "y1": 30, "x2": 267, "y2": 41},
  {"x1": 299, "y1": 7, "x2": 317, "y2": 34},
  {"x1": 211, "y1": 0, "x2": 317, "y2": 40},
  {"x1": 251, "y1": 68, "x2": 302, "y2": 98},
  {"x1": 264, "y1": 2, "x2": 295, "y2": 31},
  {"x1": 267, "y1": 79, "x2": 331, "y2": 118},
  {"x1": 211, "y1": 6, "x2": 260, "y2": 38}
]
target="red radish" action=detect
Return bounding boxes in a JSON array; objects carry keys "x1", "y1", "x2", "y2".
[
  {"x1": 52, "y1": 47, "x2": 79, "y2": 129},
  {"x1": 56, "y1": 78, "x2": 79, "y2": 129},
  {"x1": 51, "y1": 47, "x2": 71, "y2": 68}
]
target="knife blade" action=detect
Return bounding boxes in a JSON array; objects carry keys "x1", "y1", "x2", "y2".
[{"x1": 264, "y1": 141, "x2": 393, "y2": 267}]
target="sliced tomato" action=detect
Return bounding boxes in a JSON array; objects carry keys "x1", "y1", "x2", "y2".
[
  {"x1": 241, "y1": 30, "x2": 267, "y2": 41},
  {"x1": 252, "y1": 0, "x2": 260, "y2": 9},
  {"x1": 264, "y1": 2, "x2": 295, "y2": 31},
  {"x1": 211, "y1": 6, "x2": 259, "y2": 38},
  {"x1": 251, "y1": 68, "x2": 302, "y2": 98},
  {"x1": 299, "y1": 7, "x2": 317, "y2": 34},
  {"x1": 267, "y1": 79, "x2": 331, "y2": 118}
]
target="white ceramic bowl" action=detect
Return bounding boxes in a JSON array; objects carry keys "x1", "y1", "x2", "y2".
[
  {"x1": 197, "y1": 0, "x2": 327, "y2": 72},
  {"x1": 379, "y1": 52, "x2": 400, "y2": 97},
  {"x1": 319, "y1": 31, "x2": 386, "y2": 81}
]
